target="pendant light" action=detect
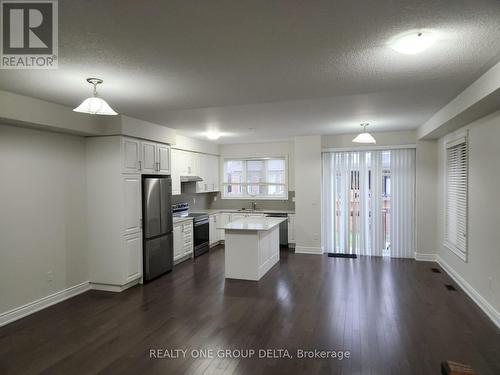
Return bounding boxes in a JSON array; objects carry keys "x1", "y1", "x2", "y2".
[
  {"x1": 73, "y1": 78, "x2": 118, "y2": 115},
  {"x1": 352, "y1": 123, "x2": 376, "y2": 144}
]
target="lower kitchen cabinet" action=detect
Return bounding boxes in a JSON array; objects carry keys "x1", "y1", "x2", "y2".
[
  {"x1": 173, "y1": 220, "x2": 193, "y2": 263},
  {"x1": 287, "y1": 213, "x2": 296, "y2": 243},
  {"x1": 209, "y1": 214, "x2": 222, "y2": 246},
  {"x1": 123, "y1": 233, "x2": 142, "y2": 283}
]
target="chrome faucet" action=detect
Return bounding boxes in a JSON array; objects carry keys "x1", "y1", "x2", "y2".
[{"x1": 251, "y1": 201, "x2": 257, "y2": 211}]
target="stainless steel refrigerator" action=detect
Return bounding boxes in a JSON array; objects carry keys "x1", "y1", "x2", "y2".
[{"x1": 142, "y1": 175, "x2": 173, "y2": 282}]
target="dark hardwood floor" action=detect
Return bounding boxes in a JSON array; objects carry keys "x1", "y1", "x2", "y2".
[{"x1": 1, "y1": 246, "x2": 499, "y2": 375}]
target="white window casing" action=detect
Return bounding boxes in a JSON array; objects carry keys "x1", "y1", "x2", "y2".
[
  {"x1": 222, "y1": 156, "x2": 288, "y2": 200},
  {"x1": 444, "y1": 133, "x2": 468, "y2": 261}
]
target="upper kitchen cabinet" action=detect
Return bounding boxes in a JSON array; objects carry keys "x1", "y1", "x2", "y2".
[
  {"x1": 171, "y1": 150, "x2": 220, "y2": 195},
  {"x1": 195, "y1": 153, "x2": 220, "y2": 193},
  {"x1": 171, "y1": 149, "x2": 182, "y2": 195},
  {"x1": 122, "y1": 137, "x2": 141, "y2": 173},
  {"x1": 140, "y1": 141, "x2": 157, "y2": 174},
  {"x1": 140, "y1": 141, "x2": 171, "y2": 175},
  {"x1": 157, "y1": 144, "x2": 171, "y2": 174}
]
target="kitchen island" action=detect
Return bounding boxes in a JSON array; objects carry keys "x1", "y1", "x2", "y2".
[{"x1": 221, "y1": 217, "x2": 287, "y2": 281}]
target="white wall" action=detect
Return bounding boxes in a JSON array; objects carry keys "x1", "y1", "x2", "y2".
[
  {"x1": 294, "y1": 136, "x2": 322, "y2": 253},
  {"x1": 0, "y1": 124, "x2": 89, "y2": 315},
  {"x1": 415, "y1": 140, "x2": 438, "y2": 258},
  {"x1": 219, "y1": 141, "x2": 295, "y2": 190},
  {"x1": 436, "y1": 111, "x2": 500, "y2": 321}
]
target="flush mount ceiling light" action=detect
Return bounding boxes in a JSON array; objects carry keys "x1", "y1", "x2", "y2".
[
  {"x1": 205, "y1": 130, "x2": 221, "y2": 140},
  {"x1": 73, "y1": 78, "x2": 118, "y2": 115},
  {"x1": 352, "y1": 123, "x2": 376, "y2": 144},
  {"x1": 390, "y1": 30, "x2": 437, "y2": 55}
]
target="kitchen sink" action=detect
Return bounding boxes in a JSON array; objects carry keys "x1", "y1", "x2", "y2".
[{"x1": 237, "y1": 208, "x2": 264, "y2": 212}]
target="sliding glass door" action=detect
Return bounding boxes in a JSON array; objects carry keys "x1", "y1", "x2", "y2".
[{"x1": 322, "y1": 149, "x2": 415, "y2": 258}]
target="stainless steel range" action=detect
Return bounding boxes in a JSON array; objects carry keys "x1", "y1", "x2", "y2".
[{"x1": 172, "y1": 203, "x2": 210, "y2": 257}]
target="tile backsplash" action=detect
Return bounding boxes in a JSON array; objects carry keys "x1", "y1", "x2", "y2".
[
  {"x1": 172, "y1": 183, "x2": 295, "y2": 212},
  {"x1": 210, "y1": 191, "x2": 295, "y2": 211}
]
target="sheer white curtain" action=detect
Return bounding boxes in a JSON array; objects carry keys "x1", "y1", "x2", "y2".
[
  {"x1": 390, "y1": 149, "x2": 415, "y2": 258},
  {"x1": 322, "y1": 148, "x2": 415, "y2": 258}
]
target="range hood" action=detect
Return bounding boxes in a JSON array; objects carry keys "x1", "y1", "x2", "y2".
[{"x1": 180, "y1": 175, "x2": 203, "y2": 182}]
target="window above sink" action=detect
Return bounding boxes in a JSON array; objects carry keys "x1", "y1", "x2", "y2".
[{"x1": 222, "y1": 157, "x2": 288, "y2": 200}]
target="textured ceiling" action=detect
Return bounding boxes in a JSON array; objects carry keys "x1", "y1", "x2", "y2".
[{"x1": 1, "y1": 0, "x2": 500, "y2": 142}]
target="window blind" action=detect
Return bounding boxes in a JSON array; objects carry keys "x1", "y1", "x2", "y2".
[
  {"x1": 445, "y1": 136, "x2": 468, "y2": 259},
  {"x1": 222, "y1": 157, "x2": 288, "y2": 199}
]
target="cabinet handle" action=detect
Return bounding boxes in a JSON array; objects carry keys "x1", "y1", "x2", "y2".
[
  {"x1": 138, "y1": 160, "x2": 142, "y2": 171},
  {"x1": 156, "y1": 162, "x2": 160, "y2": 172}
]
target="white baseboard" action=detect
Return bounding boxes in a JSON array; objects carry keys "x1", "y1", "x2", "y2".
[
  {"x1": 295, "y1": 246, "x2": 323, "y2": 255},
  {"x1": 437, "y1": 255, "x2": 500, "y2": 329},
  {"x1": 90, "y1": 278, "x2": 139, "y2": 292},
  {"x1": 415, "y1": 252, "x2": 437, "y2": 262},
  {"x1": 0, "y1": 281, "x2": 90, "y2": 327}
]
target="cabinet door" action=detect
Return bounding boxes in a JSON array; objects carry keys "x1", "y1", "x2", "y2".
[
  {"x1": 185, "y1": 151, "x2": 195, "y2": 175},
  {"x1": 157, "y1": 144, "x2": 171, "y2": 174},
  {"x1": 171, "y1": 149, "x2": 181, "y2": 195},
  {"x1": 141, "y1": 141, "x2": 157, "y2": 174},
  {"x1": 195, "y1": 154, "x2": 206, "y2": 193},
  {"x1": 208, "y1": 155, "x2": 220, "y2": 192},
  {"x1": 123, "y1": 175, "x2": 142, "y2": 235},
  {"x1": 122, "y1": 138, "x2": 141, "y2": 173},
  {"x1": 182, "y1": 222, "x2": 193, "y2": 256},
  {"x1": 288, "y1": 214, "x2": 295, "y2": 243},
  {"x1": 209, "y1": 215, "x2": 217, "y2": 245},
  {"x1": 123, "y1": 233, "x2": 142, "y2": 283},
  {"x1": 214, "y1": 156, "x2": 220, "y2": 191},
  {"x1": 173, "y1": 224, "x2": 184, "y2": 260}
]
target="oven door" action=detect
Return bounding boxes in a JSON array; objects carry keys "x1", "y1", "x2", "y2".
[{"x1": 193, "y1": 218, "x2": 209, "y2": 256}]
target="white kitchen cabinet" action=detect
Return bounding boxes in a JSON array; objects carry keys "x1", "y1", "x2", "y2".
[
  {"x1": 173, "y1": 224, "x2": 184, "y2": 259},
  {"x1": 122, "y1": 137, "x2": 141, "y2": 173},
  {"x1": 140, "y1": 141, "x2": 171, "y2": 175},
  {"x1": 141, "y1": 141, "x2": 157, "y2": 174},
  {"x1": 182, "y1": 221, "x2": 193, "y2": 256},
  {"x1": 207, "y1": 155, "x2": 220, "y2": 191},
  {"x1": 173, "y1": 220, "x2": 193, "y2": 263},
  {"x1": 87, "y1": 136, "x2": 144, "y2": 291},
  {"x1": 171, "y1": 149, "x2": 182, "y2": 195},
  {"x1": 157, "y1": 144, "x2": 171, "y2": 174},
  {"x1": 123, "y1": 233, "x2": 142, "y2": 283},
  {"x1": 209, "y1": 214, "x2": 221, "y2": 246},
  {"x1": 288, "y1": 214, "x2": 296, "y2": 243},
  {"x1": 122, "y1": 175, "x2": 142, "y2": 236},
  {"x1": 196, "y1": 154, "x2": 208, "y2": 193}
]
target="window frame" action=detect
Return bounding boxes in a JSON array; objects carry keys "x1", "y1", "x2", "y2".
[
  {"x1": 221, "y1": 156, "x2": 289, "y2": 200},
  {"x1": 444, "y1": 132, "x2": 468, "y2": 262}
]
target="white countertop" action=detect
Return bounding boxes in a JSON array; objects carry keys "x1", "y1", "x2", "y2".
[
  {"x1": 221, "y1": 217, "x2": 287, "y2": 231},
  {"x1": 191, "y1": 209, "x2": 295, "y2": 215}
]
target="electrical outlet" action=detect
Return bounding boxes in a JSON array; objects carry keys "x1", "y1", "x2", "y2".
[
  {"x1": 292, "y1": 197, "x2": 296, "y2": 202},
  {"x1": 193, "y1": 197, "x2": 196, "y2": 206},
  {"x1": 313, "y1": 233, "x2": 319, "y2": 241},
  {"x1": 46, "y1": 271, "x2": 54, "y2": 282},
  {"x1": 214, "y1": 196, "x2": 217, "y2": 202}
]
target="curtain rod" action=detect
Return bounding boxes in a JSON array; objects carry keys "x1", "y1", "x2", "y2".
[{"x1": 322, "y1": 144, "x2": 416, "y2": 152}]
